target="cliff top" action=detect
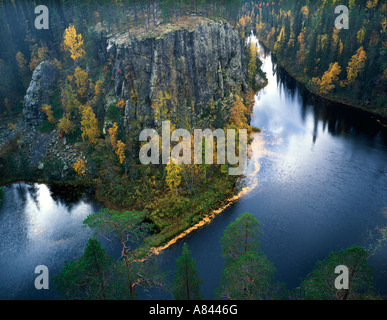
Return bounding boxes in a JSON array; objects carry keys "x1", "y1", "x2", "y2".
[{"x1": 96, "y1": 15, "x2": 228, "y2": 42}]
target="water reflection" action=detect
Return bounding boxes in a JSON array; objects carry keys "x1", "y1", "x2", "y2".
[
  {"x1": 153, "y1": 35, "x2": 387, "y2": 299},
  {"x1": 0, "y1": 183, "x2": 100, "y2": 299},
  {"x1": 273, "y1": 60, "x2": 387, "y2": 144}
]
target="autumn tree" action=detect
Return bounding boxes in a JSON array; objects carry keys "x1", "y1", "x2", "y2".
[
  {"x1": 41, "y1": 104, "x2": 57, "y2": 124},
  {"x1": 248, "y1": 42, "x2": 259, "y2": 87},
  {"x1": 117, "y1": 99, "x2": 126, "y2": 110},
  {"x1": 81, "y1": 105, "x2": 100, "y2": 144},
  {"x1": 346, "y1": 47, "x2": 367, "y2": 86},
  {"x1": 74, "y1": 67, "x2": 89, "y2": 97},
  {"x1": 58, "y1": 114, "x2": 75, "y2": 135},
  {"x1": 312, "y1": 62, "x2": 342, "y2": 94},
  {"x1": 74, "y1": 157, "x2": 87, "y2": 176},
  {"x1": 165, "y1": 157, "x2": 182, "y2": 195},
  {"x1": 29, "y1": 43, "x2": 49, "y2": 71},
  {"x1": 108, "y1": 122, "x2": 118, "y2": 149},
  {"x1": 115, "y1": 140, "x2": 126, "y2": 164},
  {"x1": 274, "y1": 27, "x2": 286, "y2": 54},
  {"x1": 63, "y1": 24, "x2": 86, "y2": 61},
  {"x1": 229, "y1": 95, "x2": 248, "y2": 129}
]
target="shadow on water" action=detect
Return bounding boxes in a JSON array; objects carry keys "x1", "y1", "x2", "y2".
[{"x1": 273, "y1": 59, "x2": 387, "y2": 146}]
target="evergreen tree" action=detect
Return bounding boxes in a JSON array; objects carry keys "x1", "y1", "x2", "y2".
[
  {"x1": 52, "y1": 238, "x2": 113, "y2": 300},
  {"x1": 172, "y1": 243, "x2": 202, "y2": 300},
  {"x1": 294, "y1": 245, "x2": 379, "y2": 300},
  {"x1": 83, "y1": 208, "x2": 158, "y2": 300},
  {"x1": 217, "y1": 213, "x2": 280, "y2": 300}
]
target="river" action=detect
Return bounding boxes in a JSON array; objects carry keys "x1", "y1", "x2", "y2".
[{"x1": 0, "y1": 34, "x2": 386, "y2": 300}]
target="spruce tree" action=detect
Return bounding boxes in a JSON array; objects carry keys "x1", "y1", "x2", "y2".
[{"x1": 172, "y1": 243, "x2": 202, "y2": 300}]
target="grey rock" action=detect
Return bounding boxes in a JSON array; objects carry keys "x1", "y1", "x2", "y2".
[
  {"x1": 92, "y1": 20, "x2": 249, "y2": 131},
  {"x1": 23, "y1": 61, "x2": 59, "y2": 127}
]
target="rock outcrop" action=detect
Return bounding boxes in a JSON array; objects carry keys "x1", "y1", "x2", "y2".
[
  {"x1": 92, "y1": 19, "x2": 248, "y2": 130},
  {"x1": 23, "y1": 61, "x2": 59, "y2": 127}
]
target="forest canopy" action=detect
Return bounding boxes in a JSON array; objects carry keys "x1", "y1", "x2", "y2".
[{"x1": 239, "y1": 0, "x2": 387, "y2": 116}]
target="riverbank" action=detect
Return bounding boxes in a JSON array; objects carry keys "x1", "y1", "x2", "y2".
[
  {"x1": 255, "y1": 36, "x2": 387, "y2": 127},
  {"x1": 149, "y1": 131, "x2": 265, "y2": 255}
]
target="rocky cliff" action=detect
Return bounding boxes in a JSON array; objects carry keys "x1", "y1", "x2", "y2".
[
  {"x1": 92, "y1": 18, "x2": 248, "y2": 131},
  {"x1": 23, "y1": 61, "x2": 59, "y2": 127}
]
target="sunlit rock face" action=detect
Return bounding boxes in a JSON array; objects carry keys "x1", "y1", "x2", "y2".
[
  {"x1": 23, "y1": 61, "x2": 59, "y2": 127},
  {"x1": 92, "y1": 20, "x2": 249, "y2": 130}
]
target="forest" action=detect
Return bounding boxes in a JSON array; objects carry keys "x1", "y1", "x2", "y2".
[
  {"x1": 239, "y1": 0, "x2": 387, "y2": 116},
  {"x1": 0, "y1": 0, "x2": 242, "y2": 116},
  {"x1": 52, "y1": 211, "x2": 382, "y2": 300},
  {"x1": 0, "y1": 0, "x2": 261, "y2": 248},
  {"x1": 0, "y1": 0, "x2": 386, "y2": 302}
]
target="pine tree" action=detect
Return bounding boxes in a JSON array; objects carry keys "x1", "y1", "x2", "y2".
[
  {"x1": 52, "y1": 238, "x2": 113, "y2": 300},
  {"x1": 295, "y1": 246, "x2": 379, "y2": 300},
  {"x1": 217, "y1": 213, "x2": 280, "y2": 300},
  {"x1": 83, "y1": 209, "x2": 154, "y2": 300},
  {"x1": 172, "y1": 243, "x2": 202, "y2": 300}
]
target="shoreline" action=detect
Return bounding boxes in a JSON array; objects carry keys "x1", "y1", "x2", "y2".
[
  {"x1": 255, "y1": 35, "x2": 387, "y2": 128},
  {"x1": 148, "y1": 131, "x2": 266, "y2": 256}
]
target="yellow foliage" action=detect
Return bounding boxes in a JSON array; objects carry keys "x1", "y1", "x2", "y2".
[
  {"x1": 117, "y1": 99, "x2": 126, "y2": 109},
  {"x1": 74, "y1": 67, "x2": 89, "y2": 96},
  {"x1": 81, "y1": 105, "x2": 100, "y2": 144},
  {"x1": 165, "y1": 157, "x2": 182, "y2": 194},
  {"x1": 16, "y1": 52, "x2": 28, "y2": 73},
  {"x1": 108, "y1": 122, "x2": 118, "y2": 149},
  {"x1": 63, "y1": 25, "x2": 85, "y2": 61},
  {"x1": 346, "y1": 47, "x2": 367, "y2": 85},
  {"x1": 29, "y1": 44, "x2": 49, "y2": 71},
  {"x1": 58, "y1": 114, "x2": 75, "y2": 135},
  {"x1": 41, "y1": 104, "x2": 57, "y2": 124},
  {"x1": 94, "y1": 80, "x2": 104, "y2": 97},
  {"x1": 73, "y1": 157, "x2": 86, "y2": 176},
  {"x1": 115, "y1": 140, "x2": 126, "y2": 164},
  {"x1": 312, "y1": 62, "x2": 342, "y2": 94},
  {"x1": 229, "y1": 95, "x2": 249, "y2": 129},
  {"x1": 8, "y1": 123, "x2": 18, "y2": 130}
]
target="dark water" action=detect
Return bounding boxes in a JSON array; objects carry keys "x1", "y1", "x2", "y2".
[
  {"x1": 0, "y1": 184, "x2": 123, "y2": 299},
  {"x1": 1, "y1": 34, "x2": 386, "y2": 300},
  {"x1": 153, "y1": 35, "x2": 387, "y2": 299}
]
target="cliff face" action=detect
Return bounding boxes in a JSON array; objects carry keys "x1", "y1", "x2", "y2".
[
  {"x1": 94, "y1": 19, "x2": 248, "y2": 130},
  {"x1": 23, "y1": 61, "x2": 59, "y2": 127}
]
